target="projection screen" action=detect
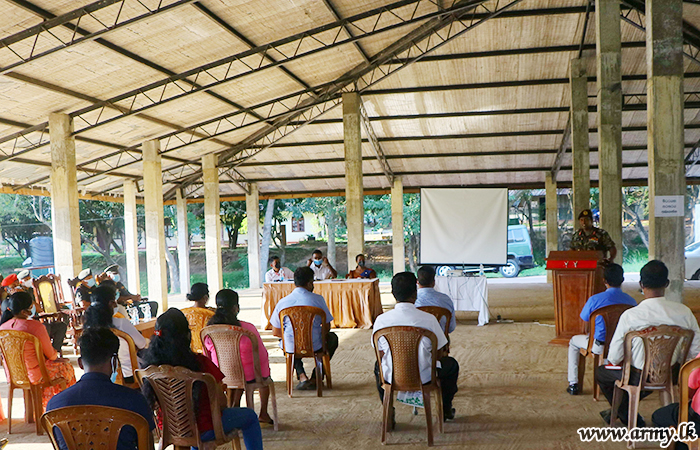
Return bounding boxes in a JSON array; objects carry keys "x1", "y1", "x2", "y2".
[{"x1": 420, "y1": 188, "x2": 508, "y2": 265}]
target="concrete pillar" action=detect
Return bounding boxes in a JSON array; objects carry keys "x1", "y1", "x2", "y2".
[
  {"x1": 545, "y1": 172, "x2": 558, "y2": 284},
  {"x1": 143, "y1": 140, "x2": 168, "y2": 310},
  {"x1": 176, "y1": 188, "x2": 190, "y2": 295},
  {"x1": 596, "y1": 0, "x2": 623, "y2": 264},
  {"x1": 203, "y1": 154, "x2": 223, "y2": 293},
  {"x1": 570, "y1": 58, "x2": 590, "y2": 222},
  {"x1": 647, "y1": 0, "x2": 685, "y2": 302},
  {"x1": 343, "y1": 92, "x2": 364, "y2": 269},
  {"x1": 246, "y1": 183, "x2": 261, "y2": 289},
  {"x1": 391, "y1": 177, "x2": 405, "y2": 274},
  {"x1": 49, "y1": 113, "x2": 82, "y2": 295},
  {"x1": 123, "y1": 180, "x2": 140, "y2": 295}
]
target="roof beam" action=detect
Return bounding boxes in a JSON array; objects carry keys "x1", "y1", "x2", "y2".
[
  {"x1": 0, "y1": 0, "x2": 196, "y2": 75},
  {"x1": 319, "y1": 0, "x2": 371, "y2": 62},
  {"x1": 359, "y1": 100, "x2": 393, "y2": 185}
]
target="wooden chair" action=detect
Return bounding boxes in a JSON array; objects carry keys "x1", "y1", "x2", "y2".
[
  {"x1": 417, "y1": 306, "x2": 452, "y2": 339},
  {"x1": 610, "y1": 325, "x2": 694, "y2": 447},
  {"x1": 41, "y1": 405, "x2": 154, "y2": 450},
  {"x1": 134, "y1": 365, "x2": 241, "y2": 450},
  {"x1": 181, "y1": 307, "x2": 215, "y2": 353},
  {"x1": 0, "y1": 330, "x2": 68, "y2": 435},
  {"x1": 32, "y1": 274, "x2": 84, "y2": 352},
  {"x1": 678, "y1": 357, "x2": 700, "y2": 450},
  {"x1": 279, "y1": 306, "x2": 332, "y2": 398},
  {"x1": 372, "y1": 326, "x2": 444, "y2": 446},
  {"x1": 111, "y1": 328, "x2": 140, "y2": 389},
  {"x1": 578, "y1": 303, "x2": 634, "y2": 400},
  {"x1": 201, "y1": 325, "x2": 279, "y2": 430}
]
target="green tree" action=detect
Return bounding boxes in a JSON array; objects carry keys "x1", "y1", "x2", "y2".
[
  {"x1": 288, "y1": 197, "x2": 345, "y2": 266},
  {"x1": 220, "y1": 201, "x2": 246, "y2": 249},
  {"x1": 0, "y1": 194, "x2": 51, "y2": 258},
  {"x1": 79, "y1": 199, "x2": 125, "y2": 265}
]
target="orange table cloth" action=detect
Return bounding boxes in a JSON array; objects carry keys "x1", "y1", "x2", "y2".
[{"x1": 262, "y1": 279, "x2": 383, "y2": 330}]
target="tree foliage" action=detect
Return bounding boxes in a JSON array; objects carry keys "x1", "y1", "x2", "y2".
[
  {"x1": 0, "y1": 194, "x2": 51, "y2": 258},
  {"x1": 79, "y1": 199, "x2": 125, "y2": 264}
]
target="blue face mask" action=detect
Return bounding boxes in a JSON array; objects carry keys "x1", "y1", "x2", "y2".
[
  {"x1": 85, "y1": 278, "x2": 95, "y2": 287},
  {"x1": 110, "y1": 355, "x2": 119, "y2": 383},
  {"x1": 111, "y1": 273, "x2": 120, "y2": 283},
  {"x1": 313, "y1": 259, "x2": 322, "y2": 266}
]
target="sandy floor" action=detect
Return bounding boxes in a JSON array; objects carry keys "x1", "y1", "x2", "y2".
[{"x1": 3, "y1": 279, "x2": 697, "y2": 449}]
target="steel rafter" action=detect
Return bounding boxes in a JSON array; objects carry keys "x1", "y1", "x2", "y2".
[
  {"x1": 0, "y1": 0, "x2": 470, "y2": 158},
  {"x1": 359, "y1": 100, "x2": 394, "y2": 185},
  {"x1": 176, "y1": 0, "x2": 526, "y2": 199},
  {"x1": 0, "y1": 0, "x2": 196, "y2": 75}
]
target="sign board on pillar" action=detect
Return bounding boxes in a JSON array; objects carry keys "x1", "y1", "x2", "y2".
[{"x1": 654, "y1": 195, "x2": 684, "y2": 217}]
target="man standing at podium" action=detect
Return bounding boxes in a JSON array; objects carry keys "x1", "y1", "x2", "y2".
[{"x1": 570, "y1": 209, "x2": 617, "y2": 263}]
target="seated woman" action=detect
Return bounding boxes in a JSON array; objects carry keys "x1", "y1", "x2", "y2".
[
  {"x1": 346, "y1": 254, "x2": 378, "y2": 279},
  {"x1": 86, "y1": 285, "x2": 148, "y2": 385},
  {"x1": 183, "y1": 283, "x2": 214, "y2": 353},
  {"x1": 186, "y1": 283, "x2": 212, "y2": 309},
  {"x1": 142, "y1": 308, "x2": 263, "y2": 450},
  {"x1": 0, "y1": 291, "x2": 76, "y2": 409},
  {"x1": 205, "y1": 289, "x2": 273, "y2": 425}
]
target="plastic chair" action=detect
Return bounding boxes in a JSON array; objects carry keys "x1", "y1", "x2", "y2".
[
  {"x1": 182, "y1": 307, "x2": 215, "y2": 353},
  {"x1": 611, "y1": 325, "x2": 694, "y2": 447},
  {"x1": 578, "y1": 303, "x2": 634, "y2": 400},
  {"x1": 201, "y1": 325, "x2": 279, "y2": 430},
  {"x1": 279, "y1": 306, "x2": 332, "y2": 398},
  {"x1": 111, "y1": 328, "x2": 140, "y2": 389},
  {"x1": 41, "y1": 405, "x2": 154, "y2": 450},
  {"x1": 0, "y1": 330, "x2": 68, "y2": 435},
  {"x1": 373, "y1": 326, "x2": 444, "y2": 446},
  {"x1": 678, "y1": 357, "x2": 700, "y2": 450},
  {"x1": 417, "y1": 306, "x2": 452, "y2": 339},
  {"x1": 135, "y1": 365, "x2": 241, "y2": 450}
]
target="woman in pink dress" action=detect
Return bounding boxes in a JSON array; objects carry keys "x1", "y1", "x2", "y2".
[
  {"x1": 0, "y1": 291, "x2": 76, "y2": 409},
  {"x1": 204, "y1": 289, "x2": 273, "y2": 426}
]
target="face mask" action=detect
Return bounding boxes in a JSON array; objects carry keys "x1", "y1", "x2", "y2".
[
  {"x1": 358, "y1": 260, "x2": 365, "y2": 267},
  {"x1": 114, "y1": 290, "x2": 120, "y2": 301},
  {"x1": 110, "y1": 355, "x2": 119, "y2": 383},
  {"x1": 86, "y1": 278, "x2": 95, "y2": 287},
  {"x1": 110, "y1": 273, "x2": 120, "y2": 283},
  {"x1": 272, "y1": 263, "x2": 280, "y2": 270},
  {"x1": 22, "y1": 279, "x2": 32, "y2": 288},
  {"x1": 313, "y1": 259, "x2": 322, "y2": 266}
]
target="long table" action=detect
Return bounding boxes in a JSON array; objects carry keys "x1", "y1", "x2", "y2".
[
  {"x1": 135, "y1": 318, "x2": 156, "y2": 338},
  {"x1": 434, "y1": 276, "x2": 490, "y2": 326},
  {"x1": 262, "y1": 279, "x2": 383, "y2": 330}
]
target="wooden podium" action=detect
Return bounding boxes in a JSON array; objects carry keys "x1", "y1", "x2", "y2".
[{"x1": 546, "y1": 251, "x2": 605, "y2": 346}]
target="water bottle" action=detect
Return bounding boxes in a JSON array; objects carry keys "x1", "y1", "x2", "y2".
[
  {"x1": 479, "y1": 264, "x2": 485, "y2": 277},
  {"x1": 140, "y1": 303, "x2": 152, "y2": 321},
  {"x1": 127, "y1": 306, "x2": 139, "y2": 325}
]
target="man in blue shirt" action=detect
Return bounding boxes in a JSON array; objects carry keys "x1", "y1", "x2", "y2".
[
  {"x1": 415, "y1": 266, "x2": 456, "y2": 334},
  {"x1": 46, "y1": 327, "x2": 155, "y2": 450},
  {"x1": 566, "y1": 263, "x2": 637, "y2": 395},
  {"x1": 271, "y1": 266, "x2": 338, "y2": 391}
]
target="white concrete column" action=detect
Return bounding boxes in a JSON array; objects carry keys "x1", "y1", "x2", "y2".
[
  {"x1": 49, "y1": 113, "x2": 82, "y2": 295},
  {"x1": 391, "y1": 177, "x2": 405, "y2": 274},
  {"x1": 647, "y1": 0, "x2": 685, "y2": 302},
  {"x1": 143, "y1": 140, "x2": 168, "y2": 310},
  {"x1": 545, "y1": 172, "x2": 558, "y2": 284},
  {"x1": 176, "y1": 188, "x2": 190, "y2": 295},
  {"x1": 246, "y1": 183, "x2": 261, "y2": 289},
  {"x1": 203, "y1": 154, "x2": 223, "y2": 293},
  {"x1": 123, "y1": 180, "x2": 140, "y2": 295},
  {"x1": 596, "y1": 0, "x2": 623, "y2": 264},
  {"x1": 570, "y1": 58, "x2": 590, "y2": 222},
  {"x1": 343, "y1": 92, "x2": 364, "y2": 269}
]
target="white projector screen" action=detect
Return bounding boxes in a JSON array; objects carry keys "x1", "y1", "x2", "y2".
[{"x1": 420, "y1": 188, "x2": 508, "y2": 265}]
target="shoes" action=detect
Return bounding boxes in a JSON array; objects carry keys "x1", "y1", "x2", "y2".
[
  {"x1": 444, "y1": 408, "x2": 456, "y2": 422},
  {"x1": 297, "y1": 380, "x2": 316, "y2": 391},
  {"x1": 295, "y1": 380, "x2": 309, "y2": 390},
  {"x1": 600, "y1": 409, "x2": 646, "y2": 427},
  {"x1": 567, "y1": 384, "x2": 580, "y2": 395}
]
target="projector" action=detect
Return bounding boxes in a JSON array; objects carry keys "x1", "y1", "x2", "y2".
[{"x1": 446, "y1": 270, "x2": 463, "y2": 277}]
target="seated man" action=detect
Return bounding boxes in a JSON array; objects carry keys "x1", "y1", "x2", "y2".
[
  {"x1": 270, "y1": 266, "x2": 338, "y2": 391},
  {"x1": 566, "y1": 263, "x2": 636, "y2": 395},
  {"x1": 265, "y1": 256, "x2": 294, "y2": 282},
  {"x1": 1, "y1": 273, "x2": 20, "y2": 296},
  {"x1": 46, "y1": 327, "x2": 155, "y2": 450},
  {"x1": 596, "y1": 260, "x2": 700, "y2": 427},
  {"x1": 346, "y1": 254, "x2": 378, "y2": 279},
  {"x1": 415, "y1": 265, "x2": 456, "y2": 335},
  {"x1": 17, "y1": 270, "x2": 33, "y2": 292},
  {"x1": 307, "y1": 249, "x2": 337, "y2": 280},
  {"x1": 71, "y1": 269, "x2": 95, "y2": 308},
  {"x1": 103, "y1": 264, "x2": 141, "y2": 304},
  {"x1": 373, "y1": 272, "x2": 460, "y2": 422}
]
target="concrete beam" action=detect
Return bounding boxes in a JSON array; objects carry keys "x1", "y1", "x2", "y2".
[
  {"x1": 570, "y1": 58, "x2": 590, "y2": 222},
  {"x1": 143, "y1": 140, "x2": 168, "y2": 310},
  {"x1": 545, "y1": 172, "x2": 558, "y2": 284},
  {"x1": 246, "y1": 183, "x2": 261, "y2": 288},
  {"x1": 203, "y1": 154, "x2": 223, "y2": 292},
  {"x1": 176, "y1": 188, "x2": 190, "y2": 295},
  {"x1": 344, "y1": 92, "x2": 364, "y2": 270},
  {"x1": 392, "y1": 177, "x2": 405, "y2": 274},
  {"x1": 123, "y1": 180, "x2": 140, "y2": 295}
]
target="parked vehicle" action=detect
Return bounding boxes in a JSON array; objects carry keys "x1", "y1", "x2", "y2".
[
  {"x1": 685, "y1": 241, "x2": 700, "y2": 280},
  {"x1": 435, "y1": 225, "x2": 536, "y2": 278}
]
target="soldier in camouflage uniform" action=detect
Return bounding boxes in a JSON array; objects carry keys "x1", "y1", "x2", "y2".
[{"x1": 570, "y1": 209, "x2": 617, "y2": 262}]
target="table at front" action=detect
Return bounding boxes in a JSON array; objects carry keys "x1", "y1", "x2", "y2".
[
  {"x1": 135, "y1": 318, "x2": 156, "y2": 339},
  {"x1": 434, "y1": 276, "x2": 489, "y2": 326},
  {"x1": 262, "y1": 279, "x2": 383, "y2": 330}
]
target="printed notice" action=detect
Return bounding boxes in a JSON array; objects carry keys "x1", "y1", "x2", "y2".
[{"x1": 654, "y1": 195, "x2": 684, "y2": 217}]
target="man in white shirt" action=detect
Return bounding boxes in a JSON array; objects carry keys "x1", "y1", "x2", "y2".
[
  {"x1": 372, "y1": 272, "x2": 460, "y2": 423},
  {"x1": 265, "y1": 256, "x2": 294, "y2": 283},
  {"x1": 307, "y1": 249, "x2": 337, "y2": 280},
  {"x1": 270, "y1": 266, "x2": 338, "y2": 391},
  {"x1": 415, "y1": 266, "x2": 456, "y2": 334},
  {"x1": 596, "y1": 260, "x2": 700, "y2": 427}
]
